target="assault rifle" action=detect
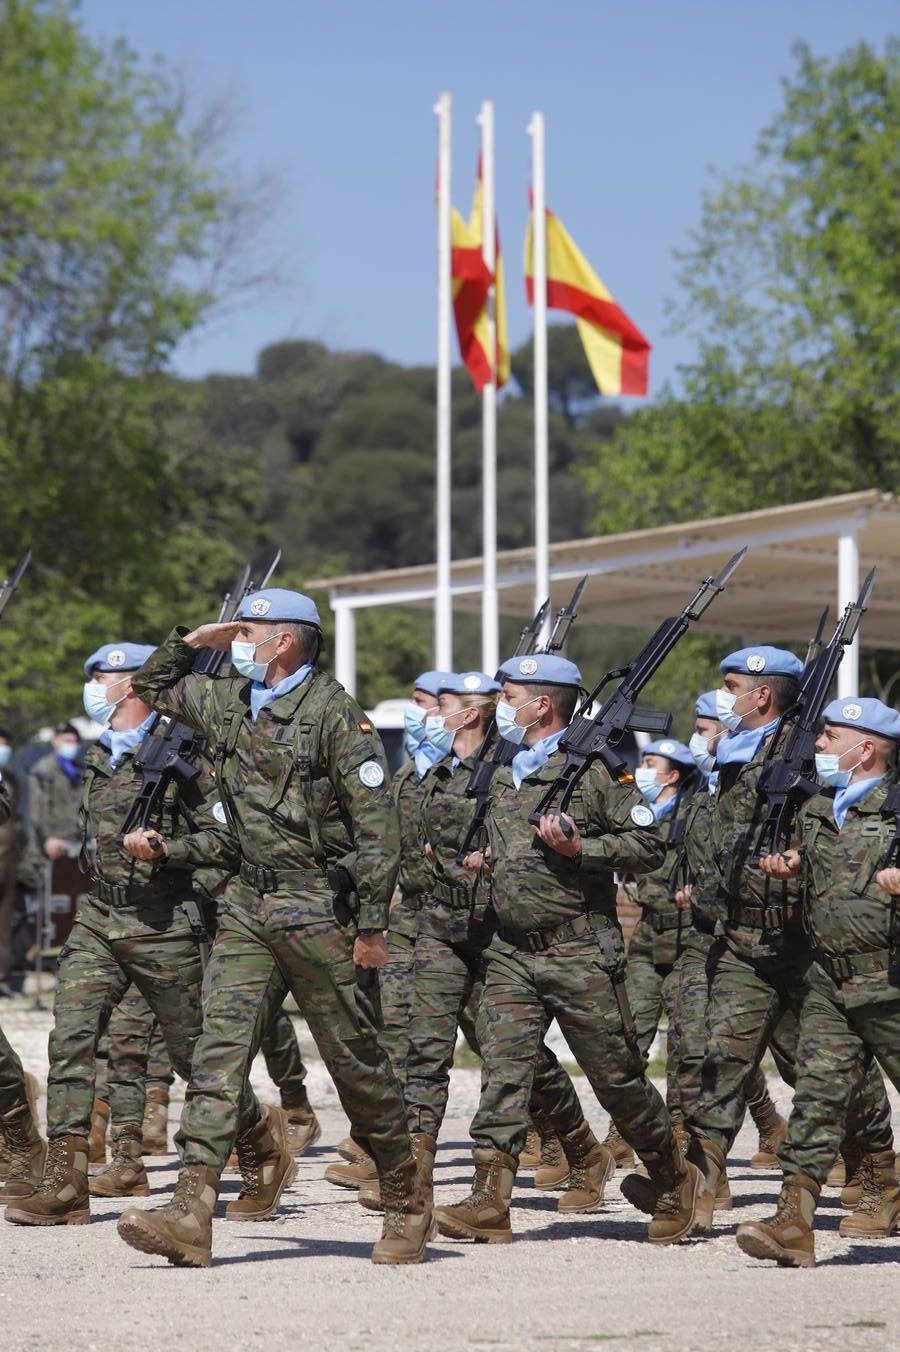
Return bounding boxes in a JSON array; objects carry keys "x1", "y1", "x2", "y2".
[
  {"x1": 0, "y1": 550, "x2": 31, "y2": 620},
  {"x1": 454, "y1": 577, "x2": 587, "y2": 863},
  {"x1": 116, "y1": 550, "x2": 281, "y2": 845},
  {"x1": 528, "y1": 549, "x2": 747, "y2": 825},
  {"x1": 861, "y1": 764, "x2": 900, "y2": 892},
  {"x1": 749, "y1": 568, "x2": 875, "y2": 858}
]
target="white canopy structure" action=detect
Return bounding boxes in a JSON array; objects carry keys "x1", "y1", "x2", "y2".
[{"x1": 306, "y1": 491, "x2": 900, "y2": 700}]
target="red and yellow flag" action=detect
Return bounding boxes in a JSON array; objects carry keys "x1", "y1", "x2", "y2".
[
  {"x1": 450, "y1": 162, "x2": 509, "y2": 392},
  {"x1": 524, "y1": 208, "x2": 650, "y2": 396}
]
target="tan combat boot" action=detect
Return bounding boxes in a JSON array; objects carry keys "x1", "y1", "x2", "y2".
[
  {"x1": 141, "y1": 1088, "x2": 169, "y2": 1156},
  {"x1": 0, "y1": 1102, "x2": 47, "y2": 1202},
  {"x1": 335, "y1": 1135, "x2": 361, "y2": 1163},
  {"x1": 434, "y1": 1147, "x2": 517, "y2": 1244},
  {"x1": 4, "y1": 1134, "x2": 90, "y2": 1225},
  {"x1": 519, "y1": 1117, "x2": 543, "y2": 1169},
  {"x1": 532, "y1": 1118, "x2": 570, "y2": 1190},
  {"x1": 839, "y1": 1151, "x2": 900, "y2": 1239},
  {"x1": 601, "y1": 1119, "x2": 636, "y2": 1169},
  {"x1": 370, "y1": 1156, "x2": 434, "y2": 1265},
  {"x1": 748, "y1": 1090, "x2": 789, "y2": 1169},
  {"x1": 118, "y1": 1165, "x2": 219, "y2": 1267},
  {"x1": 324, "y1": 1137, "x2": 378, "y2": 1189},
  {"x1": 736, "y1": 1173, "x2": 819, "y2": 1267},
  {"x1": 284, "y1": 1102, "x2": 321, "y2": 1157},
  {"x1": 225, "y1": 1105, "x2": 297, "y2": 1221},
  {"x1": 411, "y1": 1131, "x2": 437, "y2": 1210},
  {"x1": 622, "y1": 1135, "x2": 701, "y2": 1244},
  {"x1": 837, "y1": 1141, "x2": 866, "y2": 1208},
  {"x1": 688, "y1": 1137, "x2": 728, "y2": 1233},
  {"x1": 89, "y1": 1124, "x2": 150, "y2": 1198},
  {"x1": 88, "y1": 1099, "x2": 110, "y2": 1165},
  {"x1": 557, "y1": 1120, "x2": 615, "y2": 1214}
]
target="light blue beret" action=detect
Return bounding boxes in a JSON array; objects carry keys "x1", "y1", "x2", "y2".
[
  {"x1": 414, "y1": 670, "x2": 455, "y2": 697},
  {"x1": 643, "y1": 738, "x2": 696, "y2": 769},
  {"x1": 235, "y1": 589, "x2": 321, "y2": 626},
  {"x1": 695, "y1": 690, "x2": 720, "y2": 719},
  {"x1": 439, "y1": 671, "x2": 502, "y2": 696},
  {"x1": 498, "y1": 654, "x2": 582, "y2": 687},
  {"x1": 719, "y1": 646, "x2": 803, "y2": 678},
  {"x1": 822, "y1": 698, "x2": 900, "y2": 741},
  {"x1": 83, "y1": 643, "x2": 157, "y2": 678}
]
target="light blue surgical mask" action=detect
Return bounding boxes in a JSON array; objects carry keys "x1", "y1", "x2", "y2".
[
  {"x1": 83, "y1": 679, "x2": 127, "y2": 727},
  {"x1": 815, "y1": 741, "x2": 865, "y2": 789},
  {"x1": 495, "y1": 696, "x2": 541, "y2": 747},
  {"x1": 404, "y1": 703, "x2": 428, "y2": 747},
  {"x1": 716, "y1": 685, "x2": 762, "y2": 732},
  {"x1": 0, "y1": 745, "x2": 11, "y2": 768},
  {"x1": 230, "y1": 632, "x2": 286, "y2": 683},
  {"x1": 635, "y1": 767, "x2": 663, "y2": 803},
  {"x1": 56, "y1": 743, "x2": 80, "y2": 761},
  {"x1": 689, "y1": 732, "x2": 716, "y2": 776},
  {"x1": 423, "y1": 713, "x2": 454, "y2": 757}
]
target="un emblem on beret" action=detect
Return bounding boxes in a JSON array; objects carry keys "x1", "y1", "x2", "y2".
[
  {"x1": 358, "y1": 760, "x2": 385, "y2": 788},
  {"x1": 106, "y1": 649, "x2": 126, "y2": 668},
  {"x1": 659, "y1": 740, "x2": 676, "y2": 755},
  {"x1": 519, "y1": 658, "x2": 538, "y2": 676},
  {"x1": 746, "y1": 653, "x2": 766, "y2": 672},
  {"x1": 841, "y1": 702, "x2": 862, "y2": 721},
  {"x1": 630, "y1": 804, "x2": 655, "y2": 827},
  {"x1": 463, "y1": 674, "x2": 482, "y2": 691},
  {"x1": 250, "y1": 598, "x2": 271, "y2": 616}
]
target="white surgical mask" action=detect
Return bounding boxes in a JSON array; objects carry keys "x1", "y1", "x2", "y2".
[
  {"x1": 0, "y1": 745, "x2": 11, "y2": 768},
  {"x1": 815, "y1": 741, "x2": 865, "y2": 789},
  {"x1": 689, "y1": 732, "x2": 716, "y2": 777},
  {"x1": 495, "y1": 696, "x2": 540, "y2": 746},
  {"x1": 230, "y1": 632, "x2": 286, "y2": 683},
  {"x1": 56, "y1": 743, "x2": 80, "y2": 761},
  {"x1": 715, "y1": 685, "x2": 761, "y2": 732},
  {"x1": 82, "y1": 677, "x2": 129, "y2": 727}
]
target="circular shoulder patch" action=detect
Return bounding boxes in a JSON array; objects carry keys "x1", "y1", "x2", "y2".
[
  {"x1": 659, "y1": 740, "x2": 676, "y2": 755},
  {"x1": 518, "y1": 657, "x2": 538, "y2": 676},
  {"x1": 463, "y1": 674, "x2": 482, "y2": 691},
  {"x1": 212, "y1": 800, "x2": 228, "y2": 824},
  {"x1": 250, "y1": 598, "x2": 271, "y2": 616},
  {"x1": 358, "y1": 760, "x2": 385, "y2": 788},
  {"x1": 746, "y1": 653, "x2": 766, "y2": 673},
  {"x1": 106, "y1": 649, "x2": 126, "y2": 668},
  {"x1": 841, "y1": 702, "x2": 862, "y2": 721},
  {"x1": 630, "y1": 803, "x2": 656, "y2": 827}
]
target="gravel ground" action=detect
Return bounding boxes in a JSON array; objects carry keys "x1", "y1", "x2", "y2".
[{"x1": 1, "y1": 991, "x2": 898, "y2": 1352}]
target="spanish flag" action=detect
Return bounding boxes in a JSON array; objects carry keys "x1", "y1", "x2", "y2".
[
  {"x1": 524, "y1": 208, "x2": 650, "y2": 396},
  {"x1": 451, "y1": 162, "x2": 510, "y2": 392}
]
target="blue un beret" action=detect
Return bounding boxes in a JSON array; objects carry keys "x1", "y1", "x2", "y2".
[
  {"x1": 439, "y1": 671, "x2": 502, "y2": 696},
  {"x1": 643, "y1": 738, "x2": 696, "y2": 769},
  {"x1": 413, "y1": 670, "x2": 455, "y2": 697},
  {"x1": 235, "y1": 589, "x2": 321, "y2": 627},
  {"x1": 498, "y1": 654, "x2": 582, "y2": 687},
  {"x1": 695, "y1": 690, "x2": 720, "y2": 719},
  {"x1": 822, "y1": 698, "x2": 900, "y2": 742},
  {"x1": 719, "y1": 646, "x2": 803, "y2": 679},
  {"x1": 84, "y1": 643, "x2": 157, "y2": 678}
]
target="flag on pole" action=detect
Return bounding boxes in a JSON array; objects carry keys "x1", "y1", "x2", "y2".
[
  {"x1": 450, "y1": 162, "x2": 509, "y2": 392},
  {"x1": 524, "y1": 207, "x2": 650, "y2": 396}
]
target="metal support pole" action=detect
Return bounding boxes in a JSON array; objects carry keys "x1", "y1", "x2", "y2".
[
  {"x1": 434, "y1": 92, "x2": 454, "y2": 669},
  {"x1": 837, "y1": 527, "x2": 860, "y2": 698},
  {"x1": 528, "y1": 111, "x2": 550, "y2": 626},
  {"x1": 333, "y1": 601, "x2": 357, "y2": 698}
]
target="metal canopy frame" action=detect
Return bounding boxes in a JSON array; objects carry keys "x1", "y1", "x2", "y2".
[{"x1": 306, "y1": 491, "x2": 900, "y2": 700}]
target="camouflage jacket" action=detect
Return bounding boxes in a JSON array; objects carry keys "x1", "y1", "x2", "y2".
[
  {"x1": 798, "y1": 781, "x2": 898, "y2": 960},
  {"x1": 682, "y1": 789, "x2": 727, "y2": 930},
  {"x1": 389, "y1": 758, "x2": 431, "y2": 939},
  {"x1": 636, "y1": 790, "x2": 693, "y2": 919},
  {"x1": 484, "y1": 749, "x2": 664, "y2": 936},
  {"x1": 133, "y1": 630, "x2": 400, "y2": 932},
  {"x1": 28, "y1": 753, "x2": 83, "y2": 847},
  {"x1": 78, "y1": 734, "x2": 236, "y2": 941},
  {"x1": 418, "y1": 751, "x2": 490, "y2": 941}
]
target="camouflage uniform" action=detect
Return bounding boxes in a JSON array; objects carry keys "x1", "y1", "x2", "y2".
[
  {"x1": 132, "y1": 632, "x2": 410, "y2": 1175},
  {"x1": 779, "y1": 782, "x2": 898, "y2": 1183},
  {"x1": 0, "y1": 770, "x2": 23, "y2": 987},
  {"x1": 405, "y1": 752, "x2": 586, "y2": 1140},
  {"x1": 686, "y1": 733, "x2": 889, "y2": 1154},
  {"x1": 21, "y1": 752, "x2": 83, "y2": 886},
  {"x1": 0, "y1": 1024, "x2": 27, "y2": 1117},
  {"x1": 379, "y1": 758, "x2": 427, "y2": 1084},
  {"x1": 469, "y1": 751, "x2": 672, "y2": 1159}
]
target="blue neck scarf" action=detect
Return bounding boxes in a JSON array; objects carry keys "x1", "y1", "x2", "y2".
[
  {"x1": 512, "y1": 729, "x2": 565, "y2": 790},
  {"x1": 54, "y1": 752, "x2": 81, "y2": 784},
  {"x1": 707, "y1": 769, "x2": 720, "y2": 796},
  {"x1": 716, "y1": 717, "x2": 780, "y2": 767},
  {"x1": 101, "y1": 714, "x2": 155, "y2": 771},
  {"x1": 652, "y1": 794, "x2": 678, "y2": 822},
  {"x1": 249, "y1": 664, "x2": 312, "y2": 722},
  {"x1": 833, "y1": 775, "x2": 883, "y2": 830},
  {"x1": 413, "y1": 739, "x2": 445, "y2": 779}
]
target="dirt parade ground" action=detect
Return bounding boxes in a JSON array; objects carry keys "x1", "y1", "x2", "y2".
[{"x1": 1, "y1": 994, "x2": 898, "y2": 1352}]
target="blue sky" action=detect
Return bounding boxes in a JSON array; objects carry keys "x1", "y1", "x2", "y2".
[{"x1": 84, "y1": 1, "x2": 896, "y2": 398}]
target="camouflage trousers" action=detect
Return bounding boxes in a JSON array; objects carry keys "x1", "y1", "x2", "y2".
[
  {"x1": 689, "y1": 935, "x2": 891, "y2": 1156},
  {"x1": 781, "y1": 960, "x2": 899, "y2": 1185},
  {"x1": 471, "y1": 929, "x2": 673, "y2": 1159},
  {"x1": 0, "y1": 1022, "x2": 27, "y2": 1117},
  {"x1": 624, "y1": 918, "x2": 688, "y2": 1110},
  {"x1": 94, "y1": 986, "x2": 175, "y2": 1124},
  {"x1": 176, "y1": 880, "x2": 410, "y2": 1175},
  {"x1": 378, "y1": 921, "x2": 417, "y2": 1086},
  {"x1": 405, "y1": 928, "x2": 586, "y2": 1140},
  {"x1": 45, "y1": 903, "x2": 251, "y2": 1139}
]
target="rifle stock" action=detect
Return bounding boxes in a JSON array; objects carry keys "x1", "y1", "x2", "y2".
[{"x1": 0, "y1": 550, "x2": 31, "y2": 621}]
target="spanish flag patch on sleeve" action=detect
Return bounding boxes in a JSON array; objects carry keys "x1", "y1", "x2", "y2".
[{"x1": 358, "y1": 720, "x2": 374, "y2": 734}]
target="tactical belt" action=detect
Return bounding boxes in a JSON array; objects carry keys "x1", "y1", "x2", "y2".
[
  {"x1": 239, "y1": 859, "x2": 325, "y2": 895},
  {"x1": 641, "y1": 906, "x2": 690, "y2": 935},
  {"x1": 813, "y1": 945, "x2": 898, "y2": 984},
  {"x1": 94, "y1": 877, "x2": 183, "y2": 908},
  {"x1": 728, "y1": 902, "x2": 798, "y2": 931},
  {"x1": 431, "y1": 874, "x2": 472, "y2": 912},
  {"x1": 497, "y1": 912, "x2": 608, "y2": 955}
]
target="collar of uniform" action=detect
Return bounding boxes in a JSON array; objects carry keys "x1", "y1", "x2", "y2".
[
  {"x1": 845, "y1": 777, "x2": 888, "y2": 813},
  {"x1": 252, "y1": 666, "x2": 319, "y2": 722}
]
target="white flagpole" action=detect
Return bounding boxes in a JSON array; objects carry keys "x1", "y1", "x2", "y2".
[
  {"x1": 528, "y1": 111, "x2": 550, "y2": 622},
  {"x1": 478, "y1": 99, "x2": 499, "y2": 675},
  {"x1": 434, "y1": 92, "x2": 453, "y2": 670}
]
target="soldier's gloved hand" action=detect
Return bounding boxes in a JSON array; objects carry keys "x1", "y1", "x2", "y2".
[
  {"x1": 353, "y1": 932, "x2": 388, "y2": 968},
  {"x1": 875, "y1": 866, "x2": 900, "y2": 895},
  {"x1": 43, "y1": 836, "x2": 69, "y2": 861},
  {"x1": 122, "y1": 828, "x2": 169, "y2": 861},
  {"x1": 758, "y1": 850, "x2": 801, "y2": 878},
  {"x1": 533, "y1": 813, "x2": 581, "y2": 858},
  {"x1": 183, "y1": 621, "x2": 241, "y2": 651}
]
